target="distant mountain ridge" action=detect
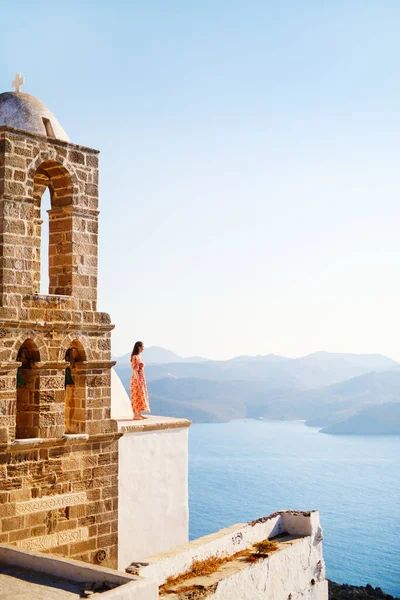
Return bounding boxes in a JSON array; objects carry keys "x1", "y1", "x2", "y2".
[
  {"x1": 227, "y1": 353, "x2": 288, "y2": 363},
  {"x1": 130, "y1": 349, "x2": 398, "y2": 390},
  {"x1": 321, "y1": 402, "x2": 400, "y2": 435},
  {"x1": 114, "y1": 347, "x2": 400, "y2": 434},
  {"x1": 114, "y1": 346, "x2": 208, "y2": 365}
]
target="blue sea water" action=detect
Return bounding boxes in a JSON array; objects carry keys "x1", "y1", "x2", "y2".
[{"x1": 188, "y1": 420, "x2": 400, "y2": 597}]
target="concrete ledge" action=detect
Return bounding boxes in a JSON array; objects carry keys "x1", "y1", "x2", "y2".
[
  {"x1": 12, "y1": 438, "x2": 46, "y2": 446},
  {"x1": 24, "y1": 293, "x2": 73, "y2": 306},
  {"x1": 117, "y1": 416, "x2": 192, "y2": 434},
  {"x1": 0, "y1": 431, "x2": 122, "y2": 452},
  {"x1": 0, "y1": 544, "x2": 135, "y2": 584},
  {"x1": 63, "y1": 433, "x2": 90, "y2": 441},
  {"x1": 0, "y1": 544, "x2": 158, "y2": 599},
  {"x1": 0, "y1": 361, "x2": 20, "y2": 372}
]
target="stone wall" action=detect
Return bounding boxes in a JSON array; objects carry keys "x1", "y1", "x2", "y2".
[{"x1": 0, "y1": 435, "x2": 119, "y2": 567}]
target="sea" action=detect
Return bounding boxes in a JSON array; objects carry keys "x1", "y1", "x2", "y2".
[{"x1": 188, "y1": 419, "x2": 400, "y2": 597}]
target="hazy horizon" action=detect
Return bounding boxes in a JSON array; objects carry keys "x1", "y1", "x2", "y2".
[
  {"x1": 3, "y1": 2, "x2": 400, "y2": 361},
  {"x1": 114, "y1": 345, "x2": 399, "y2": 363}
]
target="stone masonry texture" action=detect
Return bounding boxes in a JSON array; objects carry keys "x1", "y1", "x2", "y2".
[{"x1": 0, "y1": 125, "x2": 120, "y2": 568}]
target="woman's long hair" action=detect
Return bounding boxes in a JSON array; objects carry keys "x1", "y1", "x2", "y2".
[{"x1": 131, "y1": 341, "x2": 143, "y2": 360}]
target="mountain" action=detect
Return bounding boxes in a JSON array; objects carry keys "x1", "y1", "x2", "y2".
[
  {"x1": 115, "y1": 367, "x2": 400, "y2": 428},
  {"x1": 227, "y1": 354, "x2": 288, "y2": 363},
  {"x1": 253, "y1": 370, "x2": 400, "y2": 424},
  {"x1": 115, "y1": 348, "x2": 397, "y2": 386},
  {"x1": 146, "y1": 378, "x2": 292, "y2": 422},
  {"x1": 321, "y1": 402, "x2": 400, "y2": 435},
  {"x1": 298, "y1": 351, "x2": 398, "y2": 370},
  {"x1": 115, "y1": 350, "x2": 398, "y2": 390},
  {"x1": 113, "y1": 349, "x2": 400, "y2": 431},
  {"x1": 292, "y1": 351, "x2": 398, "y2": 385},
  {"x1": 149, "y1": 394, "x2": 237, "y2": 423},
  {"x1": 114, "y1": 346, "x2": 207, "y2": 365}
]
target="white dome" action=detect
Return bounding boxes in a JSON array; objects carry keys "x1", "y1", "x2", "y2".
[
  {"x1": 0, "y1": 92, "x2": 70, "y2": 142},
  {"x1": 111, "y1": 368, "x2": 132, "y2": 420}
]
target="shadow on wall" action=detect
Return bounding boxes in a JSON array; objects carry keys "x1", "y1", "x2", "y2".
[{"x1": 16, "y1": 339, "x2": 41, "y2": 439}]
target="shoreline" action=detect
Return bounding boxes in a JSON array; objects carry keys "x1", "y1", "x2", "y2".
[{"x1": 328, "y1": 580, "x2": 399, "y2": 599}]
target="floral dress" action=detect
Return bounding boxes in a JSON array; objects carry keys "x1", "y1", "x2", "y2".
[{"x1": 130, "y1": 355, "x2": 150, "y2": 414}]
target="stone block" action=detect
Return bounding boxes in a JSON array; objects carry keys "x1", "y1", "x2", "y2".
[
  {"x1": 8, "y1": 527, "x2": 32, "y2": 542},
  {"x1": 68, "y1": 150, "x2": 85, "y2": 164},
  {"x1": 2, "y1": 515, "x2": 24, "y2": 532}
]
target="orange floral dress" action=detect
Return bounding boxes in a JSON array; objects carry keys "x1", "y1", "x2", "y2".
[{"x1": 130, "y1": 355, "x2": 150, "y2": 414}]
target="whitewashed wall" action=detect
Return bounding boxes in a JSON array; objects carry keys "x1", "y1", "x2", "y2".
[
  {"x1": 207, "y1": 536, "x2": 328, "y2": 600},
  {"x1": 137, "y1": 511, "x2": 328, "y2": 600},
  {"x1": 111, "y1": 368, "x2": 190, "y2": 571},
  {"x1": 118, "y1": 425, "x2": 189, "y2": 571}
]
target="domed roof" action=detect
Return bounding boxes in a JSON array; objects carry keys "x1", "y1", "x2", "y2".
[{"x1": 0, "y1": 92, "x2": 70, "y2": 142}]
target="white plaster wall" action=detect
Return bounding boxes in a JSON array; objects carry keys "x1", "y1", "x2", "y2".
[
  {"x1": 139, "y1": 511, "x2": 328, "y2": 600},
  {"x1": 140, "y1": 511, "x2": 321, "y2": 586},
  {"x1": 210, "y1": 536, "x2": 327, "y2": 600},
  {"x1": 118, "y1": 427, "x2": 189, "y2": 571},
  {"x1": 140, "y1": 518, "x2": 280, "y2": 586},
  {"x1": 102, "y1": 580, "x2": 158, "y2": 600},
  {"x1": 213, "y1": 552, "x2": 328, "y2": 600}
]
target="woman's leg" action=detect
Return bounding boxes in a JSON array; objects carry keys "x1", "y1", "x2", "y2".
[{"x1": 133, "y1": 409, "x2": 147, "y2": 420}]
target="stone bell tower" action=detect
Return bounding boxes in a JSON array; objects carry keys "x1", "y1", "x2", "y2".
[{"x1": 0, "y1": 76, "x2": 120, "y2": 568}]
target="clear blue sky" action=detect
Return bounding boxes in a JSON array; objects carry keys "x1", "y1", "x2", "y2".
[{"x1": 2, "y1": 1, "x2": 400, "y2": 360}]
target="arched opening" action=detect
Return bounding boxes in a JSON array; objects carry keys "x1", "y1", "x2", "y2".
[
  {"x1": 39, "y1": 188, "x2": 51, "y2": 294},
  {"x1": 33, "y1": 161, "x2": 74, "y2": 296},
  {"x1": 64, "y1": 340, "x2": 86, "y2": 434},
  {"x1": 16, "y1": 339, "x2": 41, "y2": 439}
]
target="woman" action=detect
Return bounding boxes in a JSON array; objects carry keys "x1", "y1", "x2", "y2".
[{"x1": 130, "y1": 341, "x2": 150, "y2": 420}]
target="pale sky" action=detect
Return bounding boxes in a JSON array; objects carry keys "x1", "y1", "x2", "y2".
[{"x1": 2, "y1": 1, "x2": 400, "y2": 360}]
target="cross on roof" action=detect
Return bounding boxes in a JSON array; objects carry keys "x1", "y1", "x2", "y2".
[{"x1": 12, "y1": 72, "x2": 25, "y2": 93}]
